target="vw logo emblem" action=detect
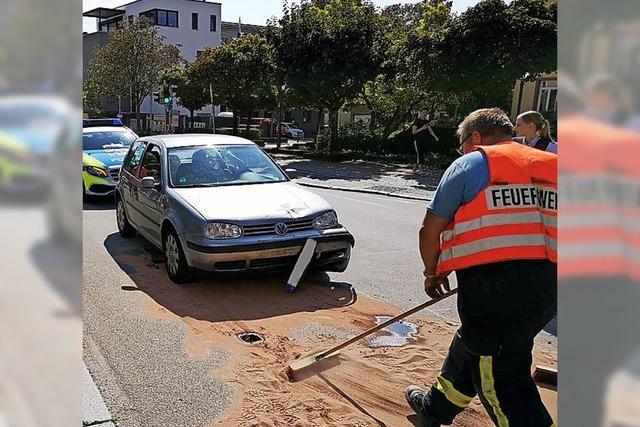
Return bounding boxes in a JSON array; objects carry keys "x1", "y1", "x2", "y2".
[{"x1": 274, "y1": 222, "x2": 288, "y2": 236}]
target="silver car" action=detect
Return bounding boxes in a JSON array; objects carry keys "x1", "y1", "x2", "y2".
[{"x1": 115, "y1": 134, "x2": 354, "y2": 283}]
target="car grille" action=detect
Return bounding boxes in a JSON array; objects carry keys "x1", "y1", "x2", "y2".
[
  {"x1": 109, "y1": 167, "x2": 120, "y2": 180},
  {"x1": 243, "y1": 219, "x2": 314, "y2": 236},
  {"x1": 249, "y1": 256, "x2": 299, "y2": 269}
]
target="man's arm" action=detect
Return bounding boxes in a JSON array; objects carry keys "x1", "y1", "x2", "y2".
[
  {"x1": 427, "y1": 125, "x2": 439, "y2": 142},
  {"x1": 419, "y1": 212, "x2": 452, "y2": 298}
]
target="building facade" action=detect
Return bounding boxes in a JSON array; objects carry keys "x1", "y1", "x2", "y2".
[{"x1": 83, "y1": 0, "x2": 222, "y2": 118}]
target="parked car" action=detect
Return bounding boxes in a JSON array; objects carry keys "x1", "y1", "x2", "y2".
[
  {"x1": 82, "y1": 120, "x2": 137, "y2": 197},
  {"x1": 0, "y1": 96, "x2": 71, "y2": 195},
  {"x1": 280, "y1": 122, "x2": 304, "y2": 139},
  {"x1": 115, "y1": 134, "x2": 354, "y2": 283}
]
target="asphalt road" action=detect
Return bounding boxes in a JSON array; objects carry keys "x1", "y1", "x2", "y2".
[{"x1": 83, "y1": 185, "x2": 556, "y2": 427}]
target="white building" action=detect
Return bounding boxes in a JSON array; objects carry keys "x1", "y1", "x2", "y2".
[{"x1": 84, "y1": 0, "x2": 223, "y2": 116}]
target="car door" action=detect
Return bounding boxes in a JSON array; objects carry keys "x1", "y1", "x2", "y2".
[
  {"x1": 136, "y1": 143, "x2": 164, "y2": 246},
  {"x1": 121, "y1": 140, "x2": 147, "y2": 228}
]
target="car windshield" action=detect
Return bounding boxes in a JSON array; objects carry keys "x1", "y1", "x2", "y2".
[
  {"x1": 83, "y1": 130, "x2": 137, "y2": 150},
  {"x1": 169, "y1": 144, "x2": 287, "y2": 187}
]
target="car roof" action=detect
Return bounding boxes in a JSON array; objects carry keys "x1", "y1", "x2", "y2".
[
  {"x1": 83, "y1": 126, "x2": 135, "y2": 134},
  {"x1": 142, "y1": 134, "x2": 256, "y2": 149}
]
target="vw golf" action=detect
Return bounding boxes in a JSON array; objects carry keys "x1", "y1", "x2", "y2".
[{"x1": 115, "y1": 134, "x2": 354, "y2": 283}]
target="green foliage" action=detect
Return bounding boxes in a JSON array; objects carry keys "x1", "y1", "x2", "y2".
[
  {"x1": 158, "y1": 65, "x2": 210, "y2": 119},
  {"x1": 412, "y1": 0, "x2": 557, "y2": 108},
  {"x1": 84, "y1": 17, "x2": 182, "y2": 115},
  {"x1": 192, "y1": 34, "x2": 276, "y2": 118},
  {"x1": 216, "y1": 127, "x2": 262, "y2": 140},
  {"x1": 269, "y1": 0, "x2": 380, "y2": 150}
]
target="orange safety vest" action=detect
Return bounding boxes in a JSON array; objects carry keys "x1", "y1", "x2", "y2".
[
  {"x1": 436, "y1": 141, "x2": 557, "y2": 276},
  {"x1": 559, "y1": 115, "x2": 640, "y2": 279}
]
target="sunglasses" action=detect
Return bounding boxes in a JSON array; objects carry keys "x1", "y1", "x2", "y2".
[{"x1": 456, "y1": 132, "x2": 473, "y2": 155}]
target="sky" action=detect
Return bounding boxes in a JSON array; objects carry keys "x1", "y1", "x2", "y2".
[{"x1": 83, "y1": 0, "x2": 482, "y2": 33}]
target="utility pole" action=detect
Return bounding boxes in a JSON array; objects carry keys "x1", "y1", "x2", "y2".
[{"x1": 209, "y1": 82, "x2": 216, "y2": 134}]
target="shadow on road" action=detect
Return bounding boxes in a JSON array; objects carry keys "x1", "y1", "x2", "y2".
[
  {"x1": 277, "y1": 158, "x2": 441, "y2": 194},
  {"x1": 83, "y1": 195, "x2": 116, "y2": 211},
  {"x1": 104, "y1": 232, "x2": 356, "y2": 323}
]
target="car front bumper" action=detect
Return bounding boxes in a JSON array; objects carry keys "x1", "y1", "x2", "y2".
[
  {"x1": 183, "y1": 227, "x2": 354, "y2": 273},
  {"x1": 83, "y1": 171, "x2": 117, "y2": 196}
]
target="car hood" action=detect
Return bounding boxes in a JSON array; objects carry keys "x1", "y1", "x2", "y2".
[
  {"x1": 172, "y1": 182, "x2": 333, "y2": 222},
  {"x1": 83, "y1": 148, "x2": 129, "y2": 168}
]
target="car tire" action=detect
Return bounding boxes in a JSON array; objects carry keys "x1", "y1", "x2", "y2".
[
  {"x1": 116, "y1": 196, "x2": 136, "y2": 238},
  {"x1": 163, "y1": 227, "x2": 191, "y2": 284},
  {"x1": 287, "y1": 132, "x2": 293, "y2": 139}
]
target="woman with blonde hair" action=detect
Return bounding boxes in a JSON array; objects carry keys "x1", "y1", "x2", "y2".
[{"x1": 514, "y1": 110, "x2": 558, "y2": 153}]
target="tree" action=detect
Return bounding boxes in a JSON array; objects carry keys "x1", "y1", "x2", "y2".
[
  {"x1": 159, "y1": 65, "x2": 210, "y2": 131},
  {"x1": 412, "y1": 0, "x2": 557, "y2": 109},
  {"x1": 358, "y1": 3, "x2": 443, "y2": 140},
  {"x1": 271, "y1": 0, "x2": 379, "y2": 152},
  {"x1": 192, "y1": 34, "x2": 276, "y2": 137},
  {"x1": 85, "y1": 17, "x2": 182, "y2": 127}
]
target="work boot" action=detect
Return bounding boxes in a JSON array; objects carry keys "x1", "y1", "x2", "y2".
[{"x1": 404, "y1": 385, "x2": 442, "y2": 427}]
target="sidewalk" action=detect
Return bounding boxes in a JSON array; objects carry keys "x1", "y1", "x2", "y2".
[{"x1": 272, "y1": 153, "x2": 445, "y2": 201}]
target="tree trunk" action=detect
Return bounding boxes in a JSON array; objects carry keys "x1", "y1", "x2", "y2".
[
  {"x1": 314, "y1": 108, "x2": 324, "y2": 144},
  {"x1": 328, "y1": 108, "x2": 339, "y2": 154},
  {"x1": 246, "y1": 110, "x2": 253, "y2": 138},
  {"x1": 232, "y1": 111, "x2": 239, "y2": 136},
  {"x1": 190, "y1": 110, "x2": 195, "y2": 133},
  {"x1": 361, "y1": 92, "x2": 376, "y2": 135}
]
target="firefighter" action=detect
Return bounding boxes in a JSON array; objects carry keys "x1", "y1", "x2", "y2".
[{"x1": 405, "y1": 108, "x2": 557, "y2": 427}]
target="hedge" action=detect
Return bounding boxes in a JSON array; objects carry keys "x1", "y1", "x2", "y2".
[
  {"x1": 316, "y1": 121, "x2": 458, "y2": 157},
  {"x1": 386, "y1": 124, "x2": 458, "y2": 155}
]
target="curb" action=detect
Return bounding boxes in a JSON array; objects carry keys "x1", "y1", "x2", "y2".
[
  {"x1": 83, "y1": 364, "x2": 115, "y2": 427},
  {"x1": 295, "y1": 181, "x2": 431, "y2": 202}
]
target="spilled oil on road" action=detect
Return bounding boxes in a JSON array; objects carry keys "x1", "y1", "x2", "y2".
[{"x1": 112, "y1": 250, "x2": 556, "y2": 427}]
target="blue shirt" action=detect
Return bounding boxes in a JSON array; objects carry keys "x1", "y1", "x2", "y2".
[{"x1": 427, "y1": 151, "x2": 490, "y2": 219}]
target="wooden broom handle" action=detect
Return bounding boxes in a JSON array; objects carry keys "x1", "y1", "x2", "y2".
[{"x1": 317, "y1": 288, "x2": 458, "y2": 359}]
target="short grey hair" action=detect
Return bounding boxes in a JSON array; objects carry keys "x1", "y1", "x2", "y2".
[{"x1": 457, "y1": 108, "x2": 514, "y2": 140}]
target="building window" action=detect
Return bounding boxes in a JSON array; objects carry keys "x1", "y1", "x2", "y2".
[
  {"x1": 537, "y1": 80, "x2": 557, "y2": 113},
  {"x1": 140, "y1": 9, "x2": 178, "y2": 28},
  {"x1": 99, "y1": 18, "x2": 122, "y2": 32},
  {"x1": 210, "y1": 15, "x2": 217, "y2": 31},
  {"x1": 192, "y1": 12, "x2": 198, "y2": 30}
]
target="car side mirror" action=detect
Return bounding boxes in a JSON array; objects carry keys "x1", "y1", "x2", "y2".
[
  {"x1": 284, "y1": 168, "x2": 298, "y2": 179},
  {"x1": 141, "y1": 176, "x2": 157, "y2": 189}
]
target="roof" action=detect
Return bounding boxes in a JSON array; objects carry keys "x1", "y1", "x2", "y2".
[
  {"x1": 145, "y1": 134, "x2": 255, "y2": 148},
  {"x1": 107, "y1": 0, "x2": 221, "y2": 11},
  {"x1": 83, "y1": 8, "x2": 125, "y2": 19}
]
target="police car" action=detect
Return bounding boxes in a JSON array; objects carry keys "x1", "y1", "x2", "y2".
[{"x1": 83, "y1": 119, "x2": 138, "y2": 197}]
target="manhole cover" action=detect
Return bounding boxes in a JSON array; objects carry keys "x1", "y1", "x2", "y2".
[{"x1": 237, "y1": 332, "x2": 264, "y2": 344}]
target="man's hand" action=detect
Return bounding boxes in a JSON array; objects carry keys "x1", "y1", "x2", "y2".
[{"x1": 424, "y1": 274, "x2": 450, "y2": 299}]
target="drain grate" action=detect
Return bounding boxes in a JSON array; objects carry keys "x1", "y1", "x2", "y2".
[{"x1": 237, "y1": 332, "x2": 264, "y2": 344}]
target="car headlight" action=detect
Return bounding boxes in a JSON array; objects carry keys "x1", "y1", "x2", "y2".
[
  {"x1": 204, "y1": 222, "x2": 243, "y2": 240},
  {"x1": 85, "y1": 165, "x2": 109, "y2": 178},
  {"x1": 313, "y1": 211, "x2": 338, "y2": 229}
]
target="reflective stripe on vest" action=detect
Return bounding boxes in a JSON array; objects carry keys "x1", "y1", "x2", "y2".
[
  {"x1": 436, "y1": 142, "x2": 557, "y2": 275},
  {"x1": 441, "y1": 212, "x2": 557, "y2": 242}
]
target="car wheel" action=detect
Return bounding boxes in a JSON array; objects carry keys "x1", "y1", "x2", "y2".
[
  {"x1": 163, "y1": 228, "x2": 191, "y2": 284},
  {"x1": 287, "y1": 132, "x2": 293, "y2": 139},
  {"x1": 116, "y1": 197, "x2": 136, "y2": 238}
]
